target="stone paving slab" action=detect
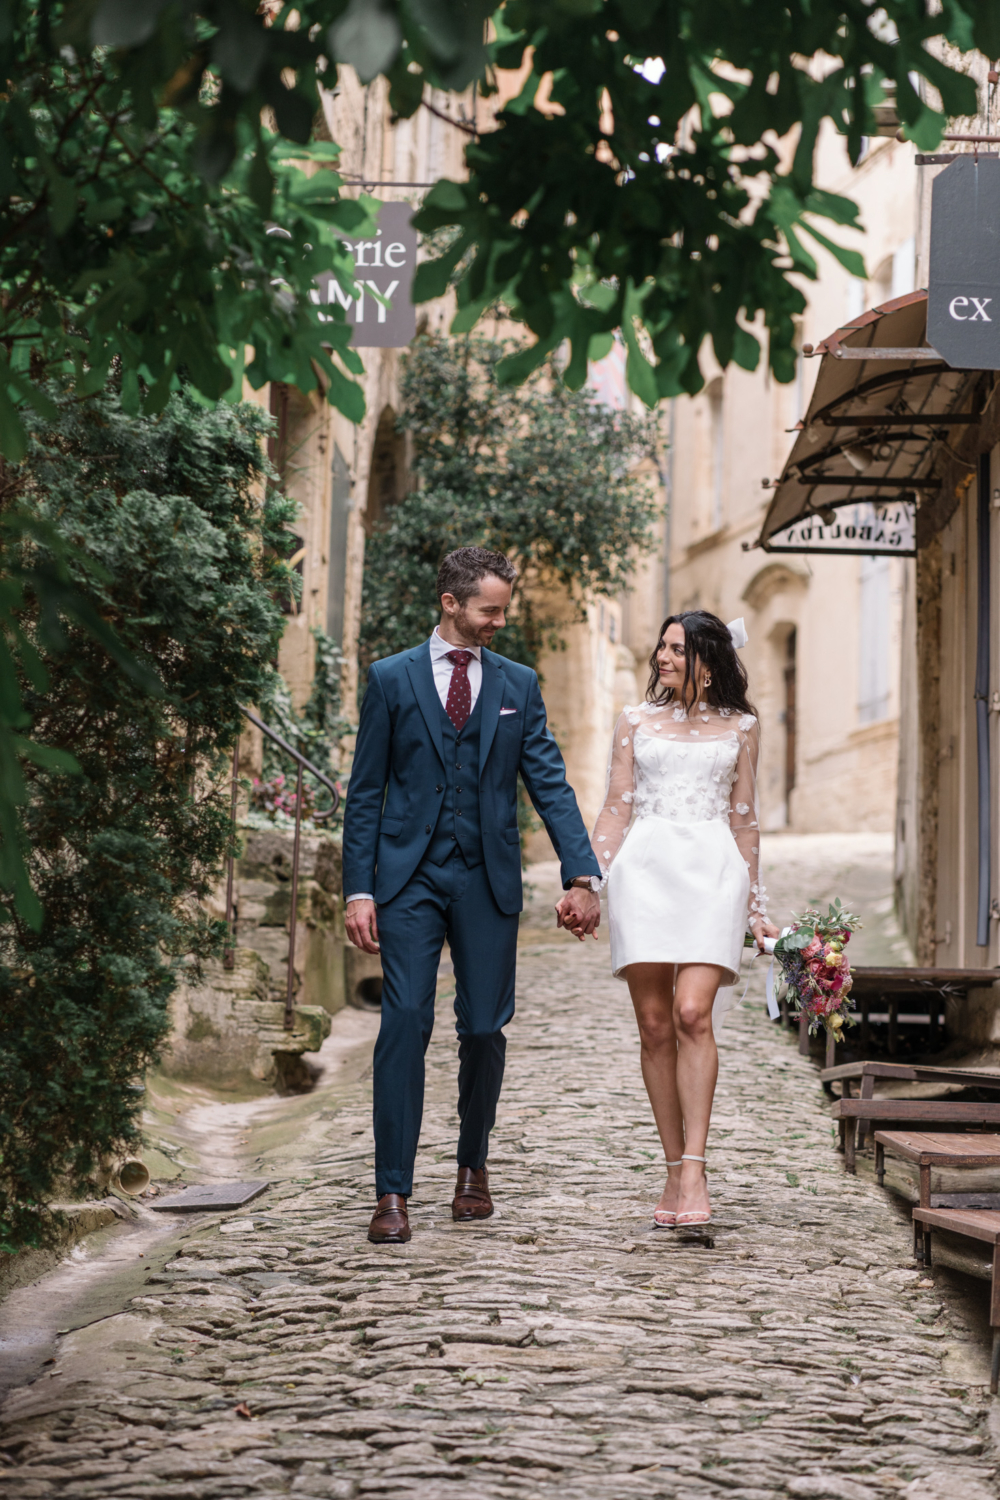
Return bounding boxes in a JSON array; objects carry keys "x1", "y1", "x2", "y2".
[{"x1": 2, "y1": 929, "x2": 1000, "y2": 1499}]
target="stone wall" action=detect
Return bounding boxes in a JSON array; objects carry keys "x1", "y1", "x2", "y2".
[
  {"x1": 233, "y1": 824, "x2": 346, "y2": 1016},
  {"x1": 159, "y1": 822, "x2": 351, "y2": 1090},
  {"x1": 161, "y1": 949, "x2": 331, "y2": 1090}
]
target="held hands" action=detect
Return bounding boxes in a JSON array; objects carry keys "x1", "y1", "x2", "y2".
[
  {"x1": 555, "y1": 886, "x2": 601, "y2": 942},
  {"x1": 346, "y1": 898, "x2": 380, "y2": 954},
  {"x1": 751, "y1": 916, "x2": 780, "y2": 952}
]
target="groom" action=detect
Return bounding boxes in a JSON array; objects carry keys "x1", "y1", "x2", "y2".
[{"x1": 343, "y1": 546, "x2": 602, "y2": 1243}]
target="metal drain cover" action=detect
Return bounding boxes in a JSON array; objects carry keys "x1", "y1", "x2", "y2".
[{"x1": 149, "y1": 1180, "x2": 270, "y2": 1213}]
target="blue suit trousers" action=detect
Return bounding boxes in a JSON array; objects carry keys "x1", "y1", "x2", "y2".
[{"x1": 373, "y1": 855, "x2": 518, "y2": 1198}]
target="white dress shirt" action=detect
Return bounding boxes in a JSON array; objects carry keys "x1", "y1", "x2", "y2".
[{"x1": 345, "y1": 631, "x2": 482, "y2": 904}]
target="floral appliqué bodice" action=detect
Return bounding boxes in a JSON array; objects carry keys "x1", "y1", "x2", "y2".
[
  {"x1": 591, "y1": 701, "x2": 767, "y2": 920},
  {"x1": 632, "y1": 730, "x2": 741, "y2": 824}
]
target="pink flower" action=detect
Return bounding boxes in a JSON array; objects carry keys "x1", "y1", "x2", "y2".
[{"x1": 802, "y1": 936, "x2": 822, "y2": 960}]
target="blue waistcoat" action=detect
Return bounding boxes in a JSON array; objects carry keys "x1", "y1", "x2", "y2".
[{"x1": 424, "y1": 692, "x2": 485, "y2": 867}]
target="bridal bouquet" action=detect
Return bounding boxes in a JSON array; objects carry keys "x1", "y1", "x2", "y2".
[{"x1": 770, "y1": 899, "x2": 863, "y2": 1039}]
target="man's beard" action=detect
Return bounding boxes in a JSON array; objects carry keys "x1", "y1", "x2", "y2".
[{"x1": 455, "y1": 609, "x2": 495, "y2": 647}]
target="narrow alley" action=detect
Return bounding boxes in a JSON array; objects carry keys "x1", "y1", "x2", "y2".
[{"x1": 1, "y1": 840, "x2": 997, "y2": 1500}]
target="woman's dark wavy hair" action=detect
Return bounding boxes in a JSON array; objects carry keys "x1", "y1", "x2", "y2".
[{"x1": 646, "y1": 610, "x2": 758, "y2": 717}]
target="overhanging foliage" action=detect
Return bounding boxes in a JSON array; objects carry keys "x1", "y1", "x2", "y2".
[
  {"x1": 0, "y1": 4, "x2": 376, "y2": 463},
  {"x1": 42, "y1": 0, "x2": 1000, "y2": 411}
]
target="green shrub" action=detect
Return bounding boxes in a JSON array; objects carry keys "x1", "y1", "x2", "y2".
[
  {"x1": 360, "y1": 334, "x2": 662, "y2": 676},
  {"x1": 0, "y1": 390, "x2": 288, "y2": 1253}
]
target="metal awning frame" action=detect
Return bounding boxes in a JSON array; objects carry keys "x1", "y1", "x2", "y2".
[{"x1": 755, "y1": 292, "x2": 983, "y2": 555}]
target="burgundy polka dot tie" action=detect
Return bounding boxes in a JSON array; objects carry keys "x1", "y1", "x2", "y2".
[{"x1": 445, "y1": 649, "x2": 474, "y2": 732}]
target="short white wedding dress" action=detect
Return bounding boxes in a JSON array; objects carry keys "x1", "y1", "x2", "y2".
[{"x1": 592, "y1": 700, "x2": 767, "y2": 1027}]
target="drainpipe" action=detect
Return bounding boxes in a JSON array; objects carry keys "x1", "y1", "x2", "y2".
[{"x1": 975, "y1": 451, "x2": 991, "y2": 948}]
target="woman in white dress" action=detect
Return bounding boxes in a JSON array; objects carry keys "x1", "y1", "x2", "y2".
[{"x1": 591, "y1": 611, "x2": 778, "y2": 1227}]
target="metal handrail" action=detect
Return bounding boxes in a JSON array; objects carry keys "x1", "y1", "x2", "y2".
[{"x1": 223, "y1": 706, "x2": 343, "y2": 1031}]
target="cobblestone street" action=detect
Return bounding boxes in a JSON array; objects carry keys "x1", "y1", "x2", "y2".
[{"x1": 2, "y1": 839, "x2": 1000, "y2": 1499}]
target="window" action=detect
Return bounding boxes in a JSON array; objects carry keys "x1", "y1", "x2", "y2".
[
  {"x1": 891, "y1": 237, "x2": 915, "y2": 299},
  {"x1": 858, "y1": 556, "x2": 891, "y2": 724}
]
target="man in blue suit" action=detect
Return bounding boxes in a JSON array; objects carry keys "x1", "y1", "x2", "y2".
[{"x1": 343, "y1": 546, "x2": 602, "y2": 1243}]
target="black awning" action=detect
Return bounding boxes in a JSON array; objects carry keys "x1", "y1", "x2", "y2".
[{"x1": 754, "y1": 291, "x2": 981, "y2": 556}]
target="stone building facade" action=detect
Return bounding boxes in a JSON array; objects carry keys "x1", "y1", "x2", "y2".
[
  {"x1": 259, "y1": 68, "x2": 669, "y2": 848},
  {"x1": 661, "y1": 126, "x2": 919, "y2": 836}
]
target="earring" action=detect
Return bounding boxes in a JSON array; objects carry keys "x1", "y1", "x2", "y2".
[{"x1": 704, "y1": 672, "x2": 712, "y2": 688}]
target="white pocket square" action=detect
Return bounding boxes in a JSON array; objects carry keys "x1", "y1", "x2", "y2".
[{"x1": 499, "y1": 707, "x2": 518, "y2": 715}]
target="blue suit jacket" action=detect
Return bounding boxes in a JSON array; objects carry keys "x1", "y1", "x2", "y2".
[{"x1": 342, "y1": 641, "x2": 601, "y2": 915}]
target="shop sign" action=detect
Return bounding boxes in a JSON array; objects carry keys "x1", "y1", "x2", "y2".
[
  {"x1": 766, "y1": 499, "x2": 916, "y2": 556},
  {"x1": 313, "y1": 201, "x2": 416, "y2": 349},
  {"x1": 928, "y1": 156, "x2": 1000, "y2": 369}
]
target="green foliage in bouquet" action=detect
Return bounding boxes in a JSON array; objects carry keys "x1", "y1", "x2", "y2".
[
  {"x1": 0, "y1": 389, "x2": 289, "y2": 1253},
  {"x1": 359, "y1": 334, "x2": 661, "y2": 677}
]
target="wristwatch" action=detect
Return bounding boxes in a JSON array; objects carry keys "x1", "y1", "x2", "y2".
[{"x1": 571, "y1": 876, "x2": 602, "y2": 893}]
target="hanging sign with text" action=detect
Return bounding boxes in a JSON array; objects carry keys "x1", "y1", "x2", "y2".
[
  {"x1": 313, "y1": 201, "x2": 417, "y2": 349},
  {"x1": 766, "y1": 499, "x2": 916, "y2": 557},
  {"x1": 928, "y1": 155, "x2": 1000, "y2": 369}
]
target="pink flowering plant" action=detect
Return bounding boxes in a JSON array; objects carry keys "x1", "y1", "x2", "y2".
[
  {"x1": 251, "y1": 773, "x2": 317, "y2": 822},
  {"x1": 773, "y1": 899, "x2": 863, "y2": 1039}
]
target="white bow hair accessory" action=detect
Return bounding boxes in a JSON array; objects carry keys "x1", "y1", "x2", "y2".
[{"x1": 727, "y1": 617, "x2": 749, "y2": 650}]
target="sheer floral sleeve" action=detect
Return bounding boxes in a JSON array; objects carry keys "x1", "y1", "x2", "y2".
[
  {"x1": 730, "y1": 714, "x2": 767, "y2": 923},
  {"x1": 590, "y1": 709, "x2": 636, "y2": 883}
]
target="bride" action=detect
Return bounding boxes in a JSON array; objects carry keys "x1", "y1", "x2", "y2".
[{"x1": 590, "y1": 610, "x2": 778, "y2": 1228}]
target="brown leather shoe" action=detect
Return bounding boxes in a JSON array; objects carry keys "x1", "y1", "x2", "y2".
[
  {"x1": 453, "y1": 1166, "x2": 493, "y2": 1221},
  {"x1": 367, "y1": 1193, "x2": 410, "y2": 1243}
]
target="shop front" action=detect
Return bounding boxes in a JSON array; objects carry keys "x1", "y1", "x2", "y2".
[{"x1": 753, "y1": 285, "x2": 1000, "y2": 1054}]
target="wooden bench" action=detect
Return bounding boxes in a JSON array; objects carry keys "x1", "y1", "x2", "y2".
[
  {"x1": 821, "y1": 1061, "x2": 1000, "y2": 1163},
  {"x1": 812, "y1": 966, "x2": 1000, "y2": 1067},
  {"x1": 831, "y1": 1098, "x2": 1000, "y2": 1173},
  {"x1": 874, "y1": 1131, "x2": 1000, "y2": 1265},
  {"x1": 912, "y1": 1207, "x2": 1000, "y2": 1393},
  {"x1": 821, "y1": 1060, "x2": 1000, "y2": 1097}
]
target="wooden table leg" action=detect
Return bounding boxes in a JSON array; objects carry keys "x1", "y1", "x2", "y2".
[
  {"x1": 836, "y1": 1120, "x2": 846, "y2": 1155},
  {"x1": 992, "y1": 1244, "x2": 1000, "y2": 1396},
  {"x1": 992, "y1": 1332, "x2": 1000, "y2": 1398},
  {"x1": 844, "y1": 1118, "x2": 857, "y2": 1175},
  {"x1": 924, "y1": 1228, "x2": 933, "y2": 1268},
  {"x1": 914, "y1": 1217, "x2": 924, "y2": 1264},
  {"x1": 858, "y1": 1075, "x2": 874, "y2": 1153},
  {"x1": 875, "y1": 1140, "x2": 885, "y2": 1187},
  {"x1": 825, "y1": 1029, "x2": 836, "y2": 1069},
  {"x1": 799, "y1": 1013, "x2": 810, "y2": 1056},
  {"x1": 920, "y1": 1163, "x2": 931, "y2": 1208}
]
